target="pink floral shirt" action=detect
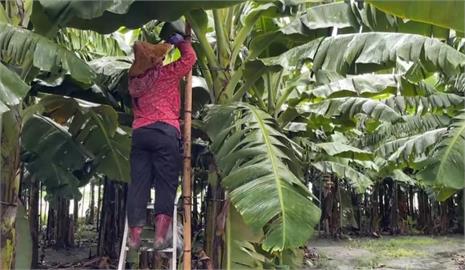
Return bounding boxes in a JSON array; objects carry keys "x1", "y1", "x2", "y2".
[{"x1": 128, "y1": 41, "x2": 197, "y2": 131}]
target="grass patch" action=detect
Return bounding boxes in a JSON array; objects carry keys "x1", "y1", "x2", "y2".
[
  {"x1": 309, "y1": 251, "x2": 331, "y2": 268},
  {"x1": 350, "y1": 236, "x2": 440, "y2": 259},
  {"x1": 354, "y1": 256, "x2": 380, "y2": 268}
]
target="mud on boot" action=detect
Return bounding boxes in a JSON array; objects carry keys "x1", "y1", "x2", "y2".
[
  {"x1": 154, "y1": 214, "x2": 173, "y2": 250},
  {"x1": 128, "y1": 226, "x2": 143, "y2": 249}
]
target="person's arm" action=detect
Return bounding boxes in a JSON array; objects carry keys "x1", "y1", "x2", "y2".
[{"x1": 162, "y1": 40, "x2": 197, "y2": 79}]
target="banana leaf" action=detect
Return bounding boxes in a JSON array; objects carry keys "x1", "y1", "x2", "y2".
[
  {"x1": 32, "y1": 0, "x2": 247, "y2": 34},
  {"x1": 27, "y1": 95, "x2": 131, "y2": 183},
  {"x1": 0, "y1": 63, "x2": 30, "y2": 114},
  {"x1": 0, "y1": 22, "x2": 95, "y2": 85},
  {"x1": 366, "y1": 0, "x2": 464, "y2": 33},
  {"x1": 22, "y1": 114, "x2": 90, "y2": 199},
  {"x1": 255, "y1": 32, "x2": 465, "y2": 77},
  {"x1": 418, "y1": 111, "x2": 465, "y2": 194},
  {"x1": 204, "y1": 103, "x2": 321, "y2": 252}
]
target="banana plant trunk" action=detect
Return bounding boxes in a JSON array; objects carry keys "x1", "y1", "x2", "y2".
[
  {"x1": 408, "y1": 187, "x2": 415, "y2": 218},
  {"x1": 0, "y1": 108, "x2": 21, "y2": 270},
  {"x1": 458, "y1": 190, "x2": 464, "y2": 233},
  {"x1": 321, "y1": 174, "x2": 334, "y2": 237},
  {"x1": 370, "y1": 183, "x2": 380, "y2": 235},
  {"x1": 29, "y1": 176, "x2": 39, "y2": 268},
  {"x1": 46, "y1": 205, "x2": 56, "y2": 244},
  {"x1": 55, "y1": 197, "x2": 72, "y2": 248},
  {"x1": 439, "y1": 199, "x2": 451, "y2": 234},
  {"x1": 73, "y1": 198, "x2": 79, "y2": 232},
  {"x1": 96, "y1": 178, "x2": 101, "y2": 231},
  {"x1": 390, "y1": 181, "x2": 399, "y2": 234},
  {"x1": 97, "y1": 178, "x2": 126, "y2": 259},
  {"x1": 204, "y1": 161, "x2": 222, "y2": 267},
  {"x1": 418, "y1": 189, "x2": 431, "y2": 232},
  {"x1": 331, "y1": 179, "x2": 341, "y2": 236},
  {"x1": 398, "y1": 186, "x2": 408, "y2": 234},
  {"x1": 89, "y1": 181, "x2": 95, "y2": 224}
]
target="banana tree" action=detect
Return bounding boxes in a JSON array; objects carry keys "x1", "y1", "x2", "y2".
[
  {"x1": 178, "y1": 0, "x2": 465, "y2": 266},
  {"x1": 1, "y1": 0, "x2": 263, "y2": 267},
  {"x1": 249, "y1": 2, "x2": 465, "y2": 233},
  {"x1": 2, "y1": 0, "x2": 464, "y2": 268},
  {"x1": 181, "y1": 1, "x2": 329, "y2": 267},
  {"x1": 0, "y1": 19, "x2": 95, "y2": 268}
]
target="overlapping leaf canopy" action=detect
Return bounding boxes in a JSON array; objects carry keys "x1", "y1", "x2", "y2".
[
  {"x1": 0, "y1": 23, "x2": 95, "y2": 85},
  {"x1": 0, "y1": 63, "x2": 29, "y2": 113},
  {"x1": 0, "y1": 1, "x2": 464, "y2": 268},
  {"x1": 32, "y1": 0, "x2": 247, "y2": 34},
  {"x1": 204, "y1": 103, "x2": 320, "y2": 251},
  {"x1": 366, "y1": 0, "x2": 464, "y2": 33},
  {"x1": 22, "y1": 95, "x2": 130, "y2": 199}
]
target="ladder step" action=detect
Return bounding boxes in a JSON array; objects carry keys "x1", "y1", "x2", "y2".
[
  {"x1": 125, "y1": 246, "x2": 175, "y2": 253},
  {"x1": 119, "y1": 200, "x2": 179, "y2": 270}
]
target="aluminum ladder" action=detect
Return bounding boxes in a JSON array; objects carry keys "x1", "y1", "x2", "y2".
[{"x1": 118, "y1": 202, "x2": 179, "y2": 270}]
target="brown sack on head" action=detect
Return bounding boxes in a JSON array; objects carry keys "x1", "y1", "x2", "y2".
[{"x1": 129, "y1": 41, "x2": 172, "y2": 77}]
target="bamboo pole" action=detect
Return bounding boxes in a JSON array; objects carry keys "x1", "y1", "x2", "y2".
[{"x1": 182, "y1": 23, "x2": 193, "y2": 270}]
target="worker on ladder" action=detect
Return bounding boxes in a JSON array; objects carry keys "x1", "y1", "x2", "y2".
[{"x1": 126, "y1": 32, "x2": 196, "y2": 250}]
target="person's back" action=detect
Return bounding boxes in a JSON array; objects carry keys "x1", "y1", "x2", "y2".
[
  {"x1": 126, "y1": 34, "x2": 196, "y2": 250},
  {"x1": 129, "y1": 40, "x2": 196, "y2": 131}
]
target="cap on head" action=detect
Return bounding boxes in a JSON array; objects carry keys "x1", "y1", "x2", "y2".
[{"x1": 130, "y1": 41, "x2": 172, "y2": 77}]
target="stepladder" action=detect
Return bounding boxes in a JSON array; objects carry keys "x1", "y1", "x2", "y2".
[{"x1": 118, "y1": 201, "x2": 181, "y2": 270}]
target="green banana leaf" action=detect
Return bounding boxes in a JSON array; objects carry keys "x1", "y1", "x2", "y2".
[
  {"x1": 376, "y1": 128, "x2": 447, "y2": 163},
  {"x1": 0, "y1": 4, "x2": 9, "y2": 23},
  {"x1": 31, "y1": 78, "x2": 117, "y2": 110},
  {"x1": 22, "y1": 114, "x2": 90, "y2": 199},
  {"x1": 311, "y1": 74, "x2": 398, "y2": 98},
  {"x1": 0, "y1": 22, "x2": 95, "y2": 85},
  {"x1": 388, "y1": 169, "x2": 416, "y2": 186},
  {"x1": 204, "y1": 103, "x2": 321, "y2": 252},
  {"x1": 353, "y1": 1, "x2": 451, "y2": 37},
  {"x1": 315, "y1": 142, "x2": 372, "y2": 160},
  {"x1": 366, "y1": 0, "x2": 464, "y2": 33},
  {"x1": 384, "y1": 94, "x2": 464, "y2": 114},
  {"x1": 56, "y1": 28, "x2": 128, "y2": 61},
  {"x1": 30, "y1": 95, "x2": 131, "y2": 183},
  {"x1": 308, "y1": 74, "x2": 459, "y2": 99},
  {"x1": 223, "y1": 205, "x2": 265, "y2": 269},
  {"x1": 298, "y1": 97, "x2": 403, "y2": 123},
  {"x1": 255, "y1": 32, "x2": 465, "y2": 77},
  {"x1": 280, "y1": 248, "x2": 305, "y2": 270},
  {"x1": 361, "y1": 114, "x2": 451, "y2": 148},
  {"x1": 250, "y1": 1, "x2": 451, "y2": 60},
  {"x1": 312, "y1": 160, "x2": 372, "y2": 193},
  {"x1": 418, "y1": 111, "x2": 465, "y2": 194},
  {"x1": 0, "y1": 63, "x2": 30, "y2": 114},
  {"x1": 33, "y1": 0, "x2": 246, "y2": 34}
]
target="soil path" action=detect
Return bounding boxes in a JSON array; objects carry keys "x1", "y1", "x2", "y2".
[{"x1": 307, "y1": 235, "x2": 464, "y2": 270}]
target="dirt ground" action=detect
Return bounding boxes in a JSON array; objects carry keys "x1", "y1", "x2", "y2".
[
  {"x1": 39, "y1": 243, "x2": 100, "y2": 268},
  {"x1": 39, "y1": 233, "x2": 464, "y2": 269},
  {"x1": 306, "y1": 235, "x2": 465, "y2": 270}
]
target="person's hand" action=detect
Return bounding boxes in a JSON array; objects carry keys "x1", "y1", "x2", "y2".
[{"x1": 167, "y1": 33, "x2": 184, "y2": 45}]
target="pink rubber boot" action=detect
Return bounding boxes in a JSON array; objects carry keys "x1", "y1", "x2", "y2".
[
  {"x1": 154, "y1": 214, "x2": 172, "y2": 250},
  {"x1": 128, "y1": 226, "x2": 143, "y2": 249}
]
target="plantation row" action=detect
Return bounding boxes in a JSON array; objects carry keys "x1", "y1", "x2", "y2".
[{"x1": 0, "y1": 0, "x2": 464, "y2": 269}]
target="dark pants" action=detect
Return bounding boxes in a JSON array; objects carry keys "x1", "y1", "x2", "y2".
[{"x1": 127, "y1": 122, "x2": 182, "y2": 227}]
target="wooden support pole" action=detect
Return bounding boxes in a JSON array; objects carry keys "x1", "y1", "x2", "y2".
[{"x1": 182, "y1": 23, "x2": 193, "y2": 270}]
